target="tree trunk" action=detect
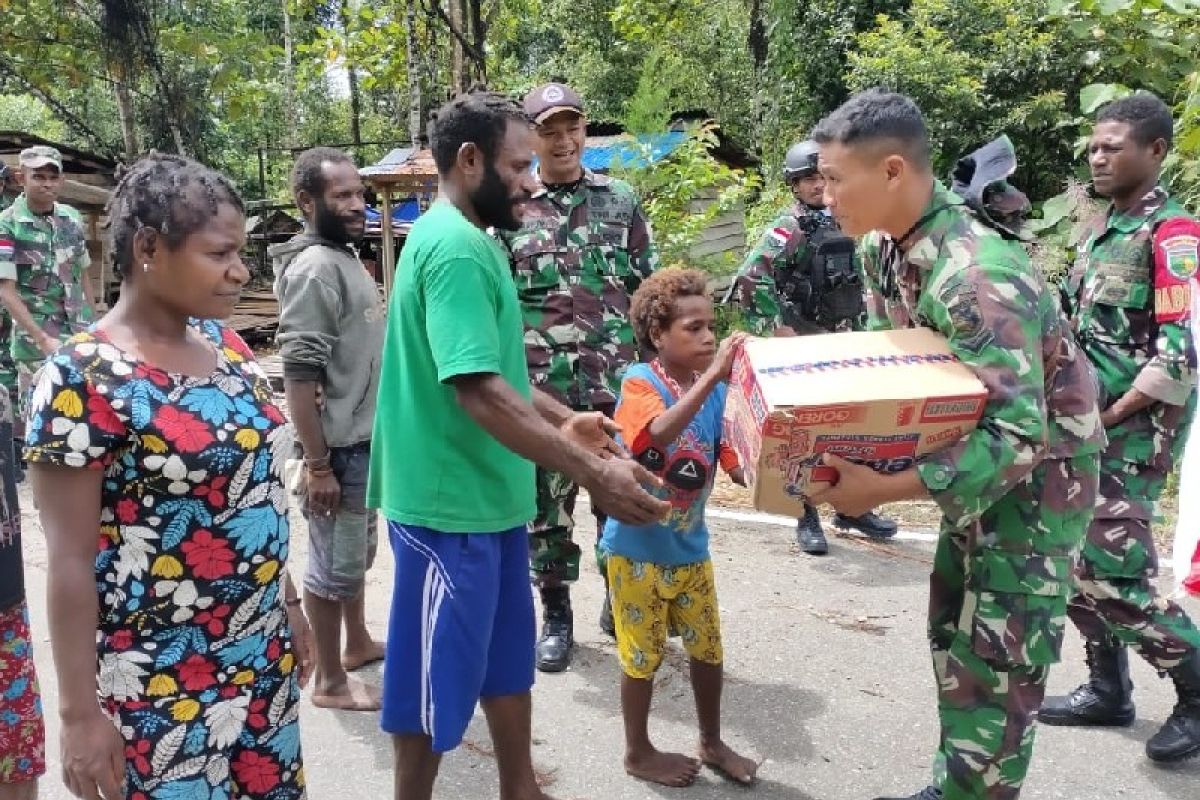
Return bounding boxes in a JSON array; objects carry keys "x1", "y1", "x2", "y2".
[
  {"x1": 340, "y1": 1, "x2": 363, "y2": 147},
  {"x1": 450, "y1": 0, "x2": 466, "y2": 93},
  {"x1": 282, "y1": 0, "x2": 298, "y2": 148},
  {"x1": 113, "y1": 75, "x2": 139, "y2": 159},
  {"x1": 747, "y1": 0, "x2": 768, "y2": 142},
  {"x1": 468, "y1": 0, "x2": 486, "y2": 86},
  {"x1": 748, "y1": 0, "x2": 767, "y2": 76},
  {"x1": 406, "y1": 0, "x2": 423, "y2": 146}
]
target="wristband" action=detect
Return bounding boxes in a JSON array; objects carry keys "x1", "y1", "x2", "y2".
[{"x1": 284, "y1": 597, "x2": 302, "y2": 608}]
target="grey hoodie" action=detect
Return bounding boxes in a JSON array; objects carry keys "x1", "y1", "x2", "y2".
[{"x1": 270, "y1": 233, "x2": 385, "y2": 449}]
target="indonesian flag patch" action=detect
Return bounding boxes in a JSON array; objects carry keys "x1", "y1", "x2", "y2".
[
  {"x1": 1152, "y1": 217, "x2": 1199, "y2": 323},
  {"x1": 767, "y1": 226, "x2": 793, "y2": 247},
  {"x1": 0, "y1": 237, "x2": 12, "y2": 262}
]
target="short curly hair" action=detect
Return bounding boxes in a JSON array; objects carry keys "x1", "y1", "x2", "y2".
[
  {"x1": 1097, "y1": 91, "x2": 1174, "y2": 149},
  {"x1": 629, "y1": 267, "x2": 710, "y2": 352}
]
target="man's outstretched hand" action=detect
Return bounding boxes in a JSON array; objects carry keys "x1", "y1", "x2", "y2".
[
  {"x1": 561, "y1": 411, "x2": 625, "y2": 459},
  {"x1": 587, "y1": 458, "x2": 670, "y2": 526}
]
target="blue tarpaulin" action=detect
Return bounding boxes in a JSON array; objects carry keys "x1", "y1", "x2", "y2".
[
  {"x1": 577, "y1": 131, "x2": 688, "y2": 172},
  {"x1": 530, "y1": 131, "x2": 688, "y2": 173},
  {"x1": 364, "y1": 198, "x2": 421, "y2": 225}
]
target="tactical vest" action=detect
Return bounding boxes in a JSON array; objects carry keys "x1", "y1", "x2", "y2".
[{"x1": 777, "y1": 212, "x2": 864, "y2": 332}]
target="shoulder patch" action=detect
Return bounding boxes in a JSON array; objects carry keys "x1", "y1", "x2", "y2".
[
  {"x1": 943, "y1": 284, "x2": 994, "y2": 353},
  {"x1": 1152, "y1": 217, "x2": 1198, "y2": 323},
  {"x1": 767, "y1": 226, "x2": 794, "y2": 247},
  {"x1": 0, "y1": 237, "x2": 12, "y2": 262}
]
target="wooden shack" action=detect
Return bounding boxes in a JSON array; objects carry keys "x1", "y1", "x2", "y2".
[{"x1": 358, "y1": 147, "x2": 438, "y2": 296}]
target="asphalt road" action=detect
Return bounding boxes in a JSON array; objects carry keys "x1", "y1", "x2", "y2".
[{"x1": 18, "y1": 492, "x2": 1200, "y2": 799}]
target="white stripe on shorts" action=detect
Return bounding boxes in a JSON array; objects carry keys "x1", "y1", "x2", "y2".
[
  {"x1": 396, "y1": 524, "x2": 459, "y2": 596},
  {"x1": 420, "y1": 561, "x2": 448, "y2": 738}
]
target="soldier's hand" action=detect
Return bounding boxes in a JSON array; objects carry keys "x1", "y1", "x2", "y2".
[
  {"x1": 709, "y1": 332, "x2": 749, "y2": 380},
  {"x1": 37, "y1": 333, "x2": 58, "y2": 356},
  {"x1": 773, "y1": 326, "x2": 797, "y2": 337},
  {"x1": 807, "y1": 454, "x2": 885, "y2": 518},
  {"x1": 588, "y1": 460, "x2": 669, "y2": 526},
  {"x1": 561, "y1": 411, "x2": 624, "y2": 459}
]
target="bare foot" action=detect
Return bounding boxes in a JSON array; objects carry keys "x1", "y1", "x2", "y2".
[
  {"x1": 625, "y1": 747, "x2": 702, "y2": 787},
  {"x1": 342, "y1": 639, "x2": 386, "y2": 671},
  {"x1": 700, "y1": 738, "x2": 758, "y2": 785},
  {"x1": 310, "y1": 676, "x2": 382, "y2": 711}
]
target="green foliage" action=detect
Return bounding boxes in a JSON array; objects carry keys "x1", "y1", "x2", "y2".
[
  {"x1": 613, "y1": 124, "x2": 761, "y2": 270},
  {"x1": 1027, "y1": 179, "x2": 1102, "y2": 283},
  {"x1": 845, "y1": 0, "x2": 1081, "y2": 199},
  {"x1": 622, "y1": 47, "x2": 676, "y2": 135},
  {"x1": 0, "y1": 95, "x2": 66, "y2": 140}
]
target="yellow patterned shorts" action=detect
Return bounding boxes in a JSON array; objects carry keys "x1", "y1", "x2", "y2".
[{"x1": 606, "y1": 555, "x2": 723, "y2": 679}]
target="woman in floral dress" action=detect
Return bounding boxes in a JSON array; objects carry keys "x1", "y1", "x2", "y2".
[{"x1": 26, "y1": 154, "x2": 313, "y2": 800}]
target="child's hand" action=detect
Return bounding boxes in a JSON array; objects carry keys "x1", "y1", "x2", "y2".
[
  {"x1": 727, "y1": 466, "x2": 747, "y2": 487},
  {"x1": 710, "y1": 332, "x2": 749, "y2": 381}
]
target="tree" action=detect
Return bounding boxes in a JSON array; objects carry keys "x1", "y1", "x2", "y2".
[{"x1": 845, "y1": 0, "x2": 1084, "y2": 199}]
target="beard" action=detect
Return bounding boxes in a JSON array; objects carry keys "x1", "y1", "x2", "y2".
[
  {"x1": 471, "y1": 160, "x2": 527, "y2": 231},
  {"x1": 313, "y1": 198, "x2": 364, "y2": 245}
]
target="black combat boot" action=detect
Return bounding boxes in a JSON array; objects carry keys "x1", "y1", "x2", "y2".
[
  {"x1": 872, "y1": 786, "x2": 941, "y2": 800},
  {"x1": 1038, "y1": 636, "x2": 1135, "y2": 726},
  {"x1": 795, "y1": 503, "x2": 828, "y2": 555},
  {"x1": 835, "y1": 511, "x2": 899, "y2": 539},
  {"x1": 535, "y1": 586, "x2": 574, "y2": 673},
  {"x1": 1146, "y1": 650, "x2": 1200, "y2": 763}
]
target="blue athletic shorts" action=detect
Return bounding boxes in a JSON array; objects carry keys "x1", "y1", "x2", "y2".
[{"x1": 380, "y1": 521, "x2": 536, "y2": 752}]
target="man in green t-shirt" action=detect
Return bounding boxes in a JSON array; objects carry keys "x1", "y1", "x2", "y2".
[{"x1": 368, "y1": 91, "x2": 668, "y2": 800}]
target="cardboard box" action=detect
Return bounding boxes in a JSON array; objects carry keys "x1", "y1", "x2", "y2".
[{"x1": 724, "y1": 327, "x2": 988, "y2": 517}]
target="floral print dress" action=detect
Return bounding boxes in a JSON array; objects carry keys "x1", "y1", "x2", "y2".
[{"x1": 26, "y1": 320, "x2": 305, "y2": 800}]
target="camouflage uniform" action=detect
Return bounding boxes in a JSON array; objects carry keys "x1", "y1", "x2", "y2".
[
  {"x1": 499, "y1": 169, "x2": 659, "y2": 586},
  {"x1": 1062, "y1": 186, "x2": 1200, "y2": 669},
  {"x1": 860, "y1": 181, "x2": 1106, "y2": 800},
  {"x1": 729, "y1": 202, "x2": 858, "y2": 335},
  {"x1": 0, "y1": 194, "x2": 95, "y2": 414},
  {"x1": 0, "y1": 193, "x2": 14, "y2": 403}
]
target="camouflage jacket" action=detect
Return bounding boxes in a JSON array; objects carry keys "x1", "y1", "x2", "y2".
[
  {"x1": 0, "y1": 194, "x2": 94, "y2": 362},
  {"x1": 1063, "y1": 186, "x2": 1198, "y2": 501},
  {"x1": 729, "y1": 203, "x2": 852, "y2": 335},
  {"x1": 498, "y1": 168, "x2": 659, "y2": 408},
  {"x1": 860, "y1": 181, "x2": 1106, "y2": 529}
]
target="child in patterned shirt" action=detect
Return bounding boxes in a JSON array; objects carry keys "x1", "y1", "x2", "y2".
[{"x1": 598, "y1": 267, "x2": 758, "y2": 788}]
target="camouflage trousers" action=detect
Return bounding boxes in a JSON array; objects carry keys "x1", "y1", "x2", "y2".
[
  {"x1": 529, "y1": 403, "x2": 615, "y2": 589},
  {"x1": 928, "y1": 454, "x2": 1097, "y2": 800},
  {"x1": 14, "y1": 360, "x2": 41, "y2": 422},
  {"x1": 1067, "y1": 461, "x2": 1200, "y2": 672},
  {"x1": 0, "y1": 310, "x2": 15, "y2": 401}
]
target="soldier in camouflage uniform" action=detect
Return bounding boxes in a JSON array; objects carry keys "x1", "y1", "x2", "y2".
[
  {"x1": 728, "y1": 140, "x2": 898, "y2": 554},
  {"x1": 1038, "y1": 92, "x2": 1200, "y2": 764},
  {"x1": 498, "y1": 83, "x2": 659, "y2": 672},
  {"x1": 808, "y1": 90, "x2": 1105, "y2": 800},
  {"x1": 0, "y1": 146, "x2": 96, "y2": 424}
]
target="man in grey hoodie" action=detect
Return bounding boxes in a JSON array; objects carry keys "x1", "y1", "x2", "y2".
[{"x1": 272, "y1": 147, "x2": 386, "y2": 711}]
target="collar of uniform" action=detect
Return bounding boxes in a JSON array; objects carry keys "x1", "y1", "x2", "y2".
[
  {"x1": 896, "y1": 180, "x2": 965, "y2": 271},
  {"x1": 1106, "y1": 185, "x2": 1168, "y2": 234},
  {"x1": 530, "y1": 166, "x2": 611, "y2": 199},
  {"x1": 8, "y1": 193, "x2": 67, "y2": 224}
]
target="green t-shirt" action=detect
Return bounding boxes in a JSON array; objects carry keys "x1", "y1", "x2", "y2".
[{"x1": 367, "y1": 200, "x2": 536, "y2": 532}]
